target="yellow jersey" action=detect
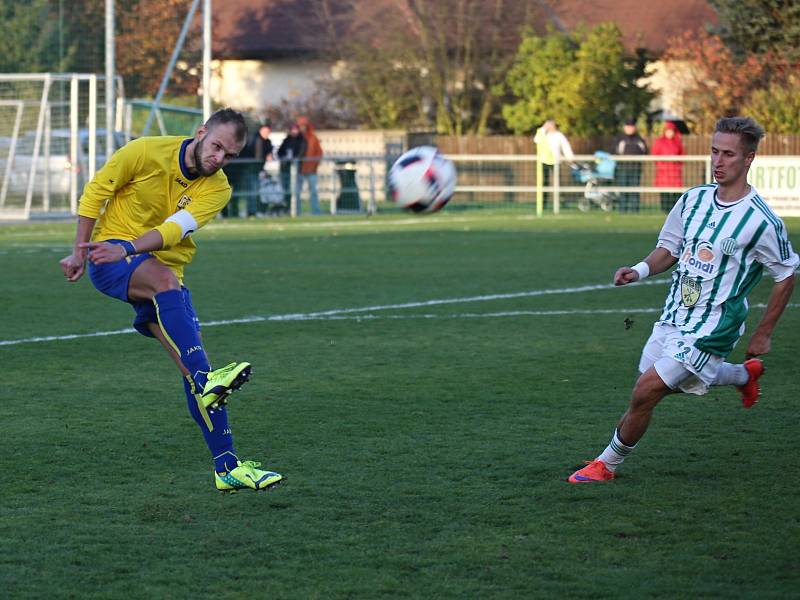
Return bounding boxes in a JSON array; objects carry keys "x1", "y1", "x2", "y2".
[{"x1": 78, "y1": 136, "x2": 231, "y2": 280}]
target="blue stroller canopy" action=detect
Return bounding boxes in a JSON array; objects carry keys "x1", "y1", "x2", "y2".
[{"x1": 593, "y1": 151, "x2": 616, "y2": 180}]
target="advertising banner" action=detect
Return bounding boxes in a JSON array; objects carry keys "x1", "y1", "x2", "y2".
[{"x1": 749, "y1": 157, "x2": 800, "y2": 217}]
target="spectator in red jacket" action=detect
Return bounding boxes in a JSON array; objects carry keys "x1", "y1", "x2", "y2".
[
  {"x1": 297, "y1": 116, "x2": 323, "y2": 215},
  {"x1": 652, "y1": 121, "x2": 685, "y2": 212}
]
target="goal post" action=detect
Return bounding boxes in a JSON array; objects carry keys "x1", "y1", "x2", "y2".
[{"x1": 0, "y1": 73, "x2": 122, "y2": 220}]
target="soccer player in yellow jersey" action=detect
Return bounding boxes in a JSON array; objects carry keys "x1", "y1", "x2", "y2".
[{"x1": 59, "y1": 108, "x2": 283, "y2": 492}]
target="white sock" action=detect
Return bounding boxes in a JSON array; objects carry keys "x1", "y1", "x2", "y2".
[
  {"x1": 597, "y1": 429, "x2": 637, "y2": 473},
  {"x1": 713, "y1": 362, "x2": 748, "y2": 386}
]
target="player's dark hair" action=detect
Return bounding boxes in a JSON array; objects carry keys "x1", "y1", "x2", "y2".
[
  {"x1": 205, "y1": 108, "x2": 248, "y2": 142},
  {"x1": 715, "y1": 116, "x2": 765, "y2": 154}
]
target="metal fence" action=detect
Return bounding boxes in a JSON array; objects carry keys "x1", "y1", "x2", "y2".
[
  {"x1": 223, "y1": 154, "x2": 718, "y2": 218},
  {"x1": 222, "y1": 156, "x2": 390, "y2": 218},
  {"x1": 449, "y1": 154, "x2": 713, "y2": 215},
  {"x1": 4, "y1": 140, "x2": 799, "y2": 219},
  {"x1": 220, "y1": 152, "x2": 800, "y2": 218},
  {"x1": 428, "y1": 134, "x2": 800, "y2": 157}
]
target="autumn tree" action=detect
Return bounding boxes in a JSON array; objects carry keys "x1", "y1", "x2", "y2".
[
  {"x1": 0, "y1": 0, "x2": 198, "y2": 101},
  {"x1": 117, "y1": 0, "x2": 203, "y2": 98},
  {"x1": 702, "y1": 0, "x2": 800, "y2": 133},
  {"x1": 319, "y1": 0, "x2": 545, "y2": 133},
  {"x1": 502, "y1": 23, "x2": 651, "y2": 137},
  {"x1": 661, "y1": 30, "x2": 769, "y2": 133},
  {"x1": 323, "y1": 34, "x2": 425, "y2": 129}
]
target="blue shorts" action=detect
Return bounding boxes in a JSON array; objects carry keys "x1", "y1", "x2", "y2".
[{"x1": 88, "y1": 240, "x2": 200, "y2": 338}]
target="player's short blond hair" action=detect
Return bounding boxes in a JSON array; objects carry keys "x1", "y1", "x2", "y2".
[{"x1": 715, "y1": 117, "x2": 765, "y2": 155}]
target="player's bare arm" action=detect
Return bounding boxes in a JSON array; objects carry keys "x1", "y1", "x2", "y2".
[
  {"x1": 614, "y1": 247, "x2": 677, "y2": 286},
  {"x1": 59, "y1": 215, "x2": 97, "y2": 281},
  {"x1": 79, "y1": 229, "x2": 165, "y2": 265},
  {"x1": 745, "y1": 274, "x2": 795, "y2": 358}
]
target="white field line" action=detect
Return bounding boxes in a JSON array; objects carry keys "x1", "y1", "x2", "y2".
[
  {"x1": 0, "y1": 280, "x2": 659, "y2": 346},
  {"x1": 204, "y1": 216, "x2": 479, "y2": 230},
  {"x1": 1, "y1": 279, "x2": 792, "y2": 347}
]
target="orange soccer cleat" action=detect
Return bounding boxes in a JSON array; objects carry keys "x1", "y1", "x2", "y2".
[
  {"x1": 568, "y1": 459, "x2": 615, "y2": 484},
  {"x1": 737, "y1": 358, "x2": 764, "y2": 408}
]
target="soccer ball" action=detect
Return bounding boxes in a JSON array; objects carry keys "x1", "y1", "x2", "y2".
[{"x1": 388, "y1": 146, "x2": 456, "y2": 213}]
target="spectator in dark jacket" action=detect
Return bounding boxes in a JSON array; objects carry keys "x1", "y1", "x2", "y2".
[
  {"x1": 252, "y1": 120, "x2": 274, "y2": 163},
  {"x1": 228, "y1": 119, "x2": 275, "y2": 218},
  {"x1": 612, "y1": 118, "x2": 649, "y2": 212},
  {"x1": 277, "y1": 123, "x2": 306, "y2": 210}
]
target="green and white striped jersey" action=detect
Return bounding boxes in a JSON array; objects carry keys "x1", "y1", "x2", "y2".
[{"x1": 655, "y1": 184, "x2": 798, "y2": 357}]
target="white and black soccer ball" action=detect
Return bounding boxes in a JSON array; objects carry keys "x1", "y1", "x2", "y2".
[{"x1": 388, "y1": 146, "x2": 457, "y2": 213}]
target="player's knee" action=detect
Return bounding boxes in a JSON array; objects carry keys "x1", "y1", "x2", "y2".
[
  {"x1": 630, "y1": 369, "x2": 669, "y2": 410},
  {"x1": 150, "y1": 268, "x2": 181, "y2": 293},
  {"x1": 132, "y1": 260, "x2": 181, "y2": 297}
]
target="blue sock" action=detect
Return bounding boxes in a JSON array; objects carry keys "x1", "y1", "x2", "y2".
[
  {"x1": 183, "y1": 377, "x2": 238, "y2": 473},
  {"x1": 154, "y1": 289, "x2": 210, "y2": 392}
]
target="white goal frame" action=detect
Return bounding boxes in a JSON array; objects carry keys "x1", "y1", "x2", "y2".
[{"x1": 0, "y1": 73, "x2": 124, "y2": 220}]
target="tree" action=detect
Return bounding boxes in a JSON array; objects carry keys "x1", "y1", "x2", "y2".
[
  {"x1": 743, "y1": 76, "x2": 800, "y2": 134},
  {"x1": 324, "y1": 34, "x2": 427, "y2": 130},
  {"x1": 0, "y1": 0, "x2": 71, "y2": 73},
  {"x1": 709, "y1": 0, "x2": 800, "y2": 60},
  {"x1": 661, "y1": 30, "x2": 767, "y2": 133},
  {"x1": 705, "y1": 0, "x2": 800, "y2": 132},
  {"x1": 318, "y1": 0, "x2": 545, "y2": 133},
  {"x1": 502, "y1": 23, "x2": 652, "y2": 137},
  {"x1": 117, "y1": 0, "x2": 203, "y2": 98}
]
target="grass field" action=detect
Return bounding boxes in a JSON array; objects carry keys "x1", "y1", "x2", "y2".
[{"x1": 2, "y1": 211, "x2": 798, "y2": 599}]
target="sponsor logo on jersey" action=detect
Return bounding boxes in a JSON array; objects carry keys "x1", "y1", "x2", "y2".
[
  {"x1": 696, "y1": 242, "x2": 715, "y2": 262},
  {"x1": 177, "y1": 194, "x2": 192, "y2": 209},
  {"x1": 175, "y1": 176, "x2": 189, "y2": 188},
  {"x1": 682, "y1": 241, "x2": 716, "y2": 275},
  {"x1": 680, "y1": 274, "x2": 702, "y2": 307},
  {"x1": 705, "y1": 221, "x2": 716, "y2": 230},
  {"x1": 720, "y1": 237, "x2": 739, "y2": 256}
]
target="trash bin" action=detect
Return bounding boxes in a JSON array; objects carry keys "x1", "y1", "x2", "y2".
[{"x1": 335, "y1": 160, "x2": 360, "y2": 211}]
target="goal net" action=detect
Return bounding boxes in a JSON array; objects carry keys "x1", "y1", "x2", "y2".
[{"x1": 0, "y1": 74, "x2": 122, "y2": 220}]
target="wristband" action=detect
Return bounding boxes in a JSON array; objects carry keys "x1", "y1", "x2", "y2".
[
  {"x1": 631, "y1": 261, "x2": 650, "y2": 280},
  {"x1": 118, "y1": 240, "x2": 137, "y2": 256}
]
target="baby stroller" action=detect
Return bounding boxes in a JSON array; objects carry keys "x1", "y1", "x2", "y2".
[
  {"x1": 570, "y1": 151, "x2": 617, "y2": 212},
  {"x1": 258, "y1": 169, "x2": 286, "y2": 215}
]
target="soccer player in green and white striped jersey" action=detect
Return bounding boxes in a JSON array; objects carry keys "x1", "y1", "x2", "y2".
[{"x1": 569, "y1": 116, "x2": 798, "y2": 484}]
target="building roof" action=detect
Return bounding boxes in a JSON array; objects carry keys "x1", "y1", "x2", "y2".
[
  {"x1": 551, "y1": 0, "x2": 718, "y2": 54},
  {"x1": 214, "y1": 0, "x2": 408, "y2": 59},
  {"x1": 213, "y1": 0, "x2": 718, "y2": 60}
]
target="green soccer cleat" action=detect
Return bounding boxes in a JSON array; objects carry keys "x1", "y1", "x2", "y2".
[
  {"x1": 200, "y1": 362, "x2": 252, "y2": 409},
  {"x1": 215, "y1": 460, "x2": 284, "y2": 493}
]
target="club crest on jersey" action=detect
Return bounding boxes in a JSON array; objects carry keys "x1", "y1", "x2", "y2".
[
  {"x1": 680, "y1": 274, "x2": 702, "y2": 307},
  {"x1": 682, "y1": 241, "x2": 716, "y2": 275},
  {"x1": 178, "y1": 195, "x2": 192, "y2": 209},
  {"x1": 720, "y1": 237, "x2": 738, "y2": 256}
]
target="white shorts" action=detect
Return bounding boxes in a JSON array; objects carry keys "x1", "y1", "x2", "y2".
[{"x1": 638, "y1": 322, "x2": 723, "y2": 395}]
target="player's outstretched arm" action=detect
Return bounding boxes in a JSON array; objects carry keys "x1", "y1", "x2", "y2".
[
  {"x1": 60, "y1": 215, "x2": 97, "y2": 282},
  {"x1": 614, "y1": 247, "x2": 677, "y2": 286},
  {"x1": 745, "y1": 274, "x2": 795, "y2": 358}
]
